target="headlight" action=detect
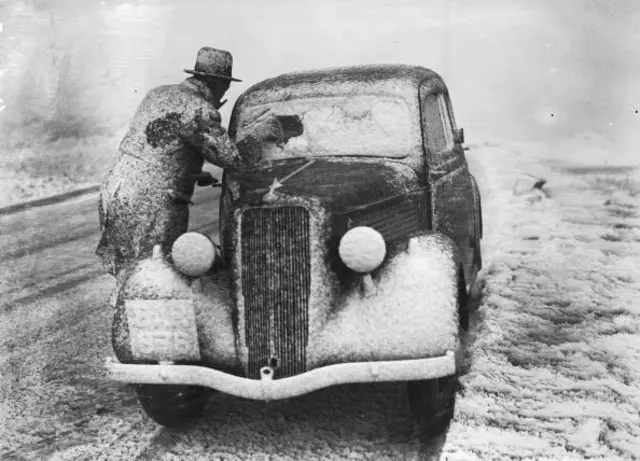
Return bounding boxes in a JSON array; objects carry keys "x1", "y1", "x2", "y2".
[
  {"x1": 338, "y1": 226, "x2": 386, "y2": 273},
  {"x1": 171, "y1": 232, "x2": 218, "y2": 277}
]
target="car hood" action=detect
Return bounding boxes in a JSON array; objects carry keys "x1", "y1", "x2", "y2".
[{"x1": 227, "y1": 159, "x2": 419, "y2": 213}]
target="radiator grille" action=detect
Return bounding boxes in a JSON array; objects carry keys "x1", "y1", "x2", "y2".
[{"x1": 241, "y1": 207, "x2": 311, "y2": 379}]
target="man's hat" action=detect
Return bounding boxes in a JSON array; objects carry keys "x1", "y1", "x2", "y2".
[{"x1": 184, "y1": 47, "x2": 242, "y2": 82}]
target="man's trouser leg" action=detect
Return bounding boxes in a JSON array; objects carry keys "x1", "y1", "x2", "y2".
[{"x1": 108, "y1": 267, "x2": 128, "y2": 309}]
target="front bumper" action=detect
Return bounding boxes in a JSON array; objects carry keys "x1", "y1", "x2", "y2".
[{"x1": 105, "y1": 347, "x2": 460, "y2": 401}]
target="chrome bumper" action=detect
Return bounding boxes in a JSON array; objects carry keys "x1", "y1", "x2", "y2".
[{"x1": 105, "y1": 348, "x2": 460, "y2": 401}]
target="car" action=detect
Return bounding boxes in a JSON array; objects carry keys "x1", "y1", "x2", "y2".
[{"x1": 105, "y1": 64, "x2": 483, "y2": 436}]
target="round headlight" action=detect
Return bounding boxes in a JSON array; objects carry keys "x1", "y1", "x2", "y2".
[
  {"x1": 338, "y1": 226, "x2": 386, "y2": 273},
  {"x1": 171, "y1": 232, "x2": 217, "y2": 277}
]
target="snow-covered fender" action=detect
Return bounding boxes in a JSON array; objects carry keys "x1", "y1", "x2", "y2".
[
  {"x1": 306, "y1": 232, "x2": 461, "y2": 368},
  {"x1": 111, "y1": 248, "x2": 239, "y2": 370}
]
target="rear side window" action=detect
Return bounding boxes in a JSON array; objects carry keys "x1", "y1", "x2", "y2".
[{"x1": 422, "y1": 93, "x2": 453, "y2": 153}]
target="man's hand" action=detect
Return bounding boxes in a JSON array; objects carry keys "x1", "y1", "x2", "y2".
[{"x1": 241, "y1": 110, "x2": 284, "y2": 144}]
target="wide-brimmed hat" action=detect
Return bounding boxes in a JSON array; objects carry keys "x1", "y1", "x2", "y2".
[{"x1": 184, "y1": 47, "x2": 242, "y2": 82}]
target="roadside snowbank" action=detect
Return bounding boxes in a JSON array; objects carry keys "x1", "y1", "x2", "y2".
[
  {"x1": 0, "y1": 135, "x2": 118, "y2": 208},
  {"x1": 0, "y1": 136, "x2": 223, "y2": 209}
]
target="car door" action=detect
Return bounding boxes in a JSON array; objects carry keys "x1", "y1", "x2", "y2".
[{"x1": 419, "y1": 82, "x2": 475, "y2": 281}]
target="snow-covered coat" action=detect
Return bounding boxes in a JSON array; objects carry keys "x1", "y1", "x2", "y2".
[{"x1": 96, "y1": 77, "x2": 243, "y2": 278}]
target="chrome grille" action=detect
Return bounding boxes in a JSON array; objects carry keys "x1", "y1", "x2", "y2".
[{"x1": 240, "y1": 206, "x2": 311, "y2": 379}]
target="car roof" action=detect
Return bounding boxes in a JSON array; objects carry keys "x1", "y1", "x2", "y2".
[{"x1": 235, "y1": 64, "x2": 446, "y2": 107}]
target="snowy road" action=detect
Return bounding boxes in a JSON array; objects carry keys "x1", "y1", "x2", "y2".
[{"x1": 1, "y1": 141, "x2": 639, "y2": 460}]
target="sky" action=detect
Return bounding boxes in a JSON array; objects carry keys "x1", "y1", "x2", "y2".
[{"x1": 1, "y1": 0, "x2": 639, "y2": 153}]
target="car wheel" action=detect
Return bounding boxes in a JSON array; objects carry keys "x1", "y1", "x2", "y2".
[
  {"x1": 135, "y1": 384, "x2": 208, "y2": 428},
  {"x1": 406, "y1": 375, "x2": 458, "y2": 438},
  {"x1": 458, "y1": 267, "x2": 470, "y2": 332},
  {"x1": 474, "y1": 237, "x2": 482, "y2": 271}
]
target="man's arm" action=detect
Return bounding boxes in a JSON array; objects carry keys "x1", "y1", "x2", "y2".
[
  {"x1": 200, "y1": 129, "x2": 247, "y2": 171},
  {"x1": 182, "y1": 102, "x2": 283, "y2": 171},
  {"x1": 181, "y1": 105, "x2": 244, "y2": 170}
]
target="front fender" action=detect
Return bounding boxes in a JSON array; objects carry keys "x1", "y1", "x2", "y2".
[
  {"x1": 111, "y1": 251, "x2": 238, "y2": 371},
  {"x1": 307, "y1": 232, "x2": 460, "y2": 368},
  {"x1": 111, "y1": 252, "x2": 193, "y2": 363}
]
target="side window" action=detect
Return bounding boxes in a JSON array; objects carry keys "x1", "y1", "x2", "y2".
[{"x1": 422, "y1": 93, "x2": 454, "y2": 153}]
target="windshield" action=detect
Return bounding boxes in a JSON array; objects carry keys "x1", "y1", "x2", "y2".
[{"x1": 235, "y1": 95, "x2": 421, "y2": 160}]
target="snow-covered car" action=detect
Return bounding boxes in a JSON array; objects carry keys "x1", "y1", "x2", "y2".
[{"x1": 106, "y1": 64, "x2": 483, "y2": 435}]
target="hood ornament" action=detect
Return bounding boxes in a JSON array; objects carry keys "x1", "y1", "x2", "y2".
[
  {"x1": 262, "y1": 160, "x2": 316, "y2": 203},
  {"x1": 263, "y1": 178, "x2": 284, "y2": 203}
]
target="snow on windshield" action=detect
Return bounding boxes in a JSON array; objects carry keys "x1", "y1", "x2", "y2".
[{"x1": 236, "y1": 95, "x2": 421, "y2": 160}]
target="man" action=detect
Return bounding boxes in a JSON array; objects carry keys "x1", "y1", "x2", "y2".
[{"x1": 96, "y1": 47, "x2": 276, "y2": 297}]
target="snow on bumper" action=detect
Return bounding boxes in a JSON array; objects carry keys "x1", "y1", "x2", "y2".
[{"x1": 105, "y1": 346, "x2": 461, "y2": 401}]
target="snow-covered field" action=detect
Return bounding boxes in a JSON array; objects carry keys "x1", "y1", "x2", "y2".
[{"x1": 444, "y1": 138, "x2": 640, "y2": 460}]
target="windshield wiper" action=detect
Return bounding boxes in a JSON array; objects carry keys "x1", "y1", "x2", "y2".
[{"x1": 263, "y1": 159, "x2": 317, "y2": 202}]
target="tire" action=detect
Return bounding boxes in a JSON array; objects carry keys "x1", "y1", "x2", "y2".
[
  {"x1": 470, "y1": 174, "x2": 483, "y2": 240},
  {"x1": 474, "y1": 237, "x2": 483, "y2": 271},
  {"x1": 407, "y1": 375, "x2": 458, "y2": 438},
  {"x1": 135, "y1": 384, "x2": 208, "y2": 428},
  {"x1": 458, "y1": 267, "x2": 470, "y2": 332}
]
